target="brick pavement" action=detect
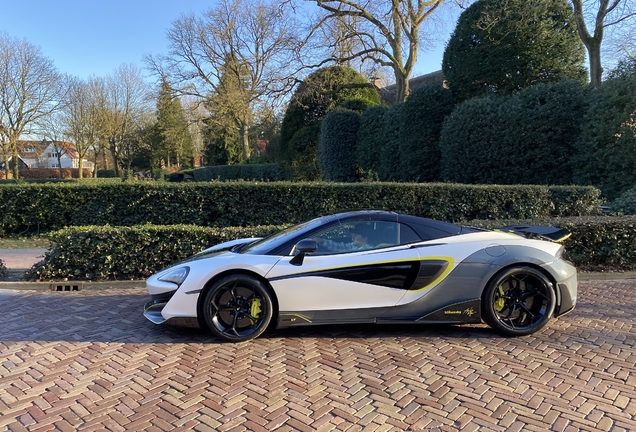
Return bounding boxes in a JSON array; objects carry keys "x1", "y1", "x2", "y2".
[{"x1": 0, "y1": 280, "x2": 635, "y2": 431}]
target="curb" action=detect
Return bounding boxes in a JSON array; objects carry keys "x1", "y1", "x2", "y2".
[
  {"x1": 0, "y1": 272, "x2": 635, "y2": 291},
  {"x1": 0, "y1": 270, "x2": 145, "y2": 291},
  {"x1": 578, "y1": 272, "x2": 636, "y2": 281}
]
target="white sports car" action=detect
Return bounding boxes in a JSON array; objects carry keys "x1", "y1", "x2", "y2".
[{"x1": 144, "y1": 211, "x2": 577, "y2": 342}]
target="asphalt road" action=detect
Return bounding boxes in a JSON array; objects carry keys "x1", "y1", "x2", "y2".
[{"x1": 1, "y1": 279, "x2": 635, "y2": 431}]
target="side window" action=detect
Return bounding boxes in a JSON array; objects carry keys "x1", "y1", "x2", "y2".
[
  {"x1": 398, "y1": 224, "x2": 421, "y2": 245},
  {"x1": 312, "y1": 221, "x2": 375, "y2": 255},
  {"x1": 310, "y1": 221, "x2": 420, "y2": 255}
]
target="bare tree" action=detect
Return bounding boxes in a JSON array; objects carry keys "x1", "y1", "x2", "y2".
[
  {"x1": 61, "y1": 78, "x2": 101, "y2": 179},
  {"x1": 0, "y1": 123, "x2": 8, "y2": 178},
  {"x1": 41, "y1": 111, "x2": 69, "y2": 178},
  {"x1": 308, "y1": 0, "x2": 460, "y2": 103},
  {"x1": 182, "y1": 96, "x2": 206, "y2": 166},
  {"x1": 147, "y1": 0, "x2": 301, "y2": 161},
  {"x1": 613, "y1": 23, "x2": 636, "y2": 58},
  {"x1": 0, "y1": 32, "x2": 64, "y2": 179},
  {"x1": 570, "y1": 0, "x2": 636, "y2": 85},
  {"x1": 95, "y1": 65, "x2": 151, "y2": 176}
]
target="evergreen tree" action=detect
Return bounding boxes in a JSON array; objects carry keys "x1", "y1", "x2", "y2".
[
  {"x1": 279, "y1": 65, "x2": 380, "y2": 177},
  {"x1": 443, "y1": 0, "x2": 587, "y2": 101},
  {"x1": 204, "y1": 54, "x2": 253, "y2": 163},
  {"x1": 155, "y1": 77, "x2": 194, "y2": 168},
  {"x1": 574, "y1": 59, "x2": 636, "y2": 199}
]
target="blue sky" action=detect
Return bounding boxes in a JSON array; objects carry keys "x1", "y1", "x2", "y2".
[{"x1": 1, "y1": 1, "x2": 452, "y2": 82}]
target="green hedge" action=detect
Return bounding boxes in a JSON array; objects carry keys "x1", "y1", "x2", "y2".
[
  {"x1": 356, "y1": 106, "x2": 387, "y2": 181},
  {"x1": 26, "y1": 224, "x2": 285, "y2": 281},
  {"x1": 574, "y1": 60, "x2": 636, "y2": 199},
  {"x1": 0, "y1": 182, "x2": 601, "y2": 235},
  {"x1": 319, "y1": 108, "x2": 361, "y2": 182},
  {"x1": 179, "y1": 164, "x2": 282, "y2": 182},
  {"x1": 25, "y1": 216, "x2": 636, "y2": 281},
  {"x1": 398, "y1": 86, "x2": 454, "y2": 182},
  {"x1": 440, "y1": 80, "x2": 589, "y2": 186},
  {"x1": 612, "y1": 186, "x2": 636, "y2": 215},
  {"x1": 378, "y1": 105, "x2": 404, "y2": 182}
]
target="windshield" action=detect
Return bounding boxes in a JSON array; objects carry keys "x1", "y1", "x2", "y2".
[{"x1": 241, "y1": 216, "x2": 328, "y2": 255}]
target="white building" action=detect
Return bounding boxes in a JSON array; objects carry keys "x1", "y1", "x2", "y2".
[{"x1": 17, "y1": 140, "x2": 94, "y2": 170}]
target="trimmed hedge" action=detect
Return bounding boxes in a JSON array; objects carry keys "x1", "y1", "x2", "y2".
[
  {"x1": 18, "y1": 168, "x2": 93, "y2": 179},
  {"x1": 178, "y1": 164, "x2": 282, "y2": 182},
  {"x1": 25, "y1": 216, "x2": 636, "y2": 281},
  {"x1": 96, "y1": 170, "x2": 118, "y2": 178},
  {"x1": 574, "y1": 60, "x2": 636, "y2": 199},
  {"x1": 442, "y1": 0, "x2": 586, "y2": 101},
  {"x1": 398, "y1": 86, "x2": 454, "y2": 182},
  {"x1": 612, "y1": 186, "x2": 636, "y2": 215},
  {"x1": 0, "y1": 182, "x2": 601, "y2": 235},
  {"x1": 378, "y1": 105, "x2": 403, "y2": 182},
  {"x1": 441, "y1": 80, "x2": 589, "y2": 186},
  {"x1": 319, "y1": 108, "x2": 361, "y2": 182},
  {"x1": 356, "y1": 106, "x2": 387, "y2": 181},
  {"x1": 284, "y1": 124, "x2": 322, "y2": 181},
  {"x1": 26, "y1": 224, "x2": 285, "y2": 281}
]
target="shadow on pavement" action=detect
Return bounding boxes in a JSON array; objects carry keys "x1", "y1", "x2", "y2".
[
  {"x1": 0, "y1": 289, "x2": 516, "y2": 344},
  {"x1": 1, "y1": 286, "x2": 635, "y2": 351}
]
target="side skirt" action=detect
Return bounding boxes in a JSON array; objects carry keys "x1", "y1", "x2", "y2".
[
  {"x1": 410, "y1": 299, "x2": 481, "y2": 324},
  {"x1": 276, "y1": 299, "x2": 482, "y2": 329}
]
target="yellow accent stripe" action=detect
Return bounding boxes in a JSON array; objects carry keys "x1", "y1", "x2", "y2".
[
  {"x1": 555, "y1": 233, "x2": 571, "y2": 243},
  {"x1": 286, "y1": 313, "x2": 312, "y2": 323}
]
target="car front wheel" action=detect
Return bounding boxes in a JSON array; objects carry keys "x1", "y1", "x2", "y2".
[
  {"x1": 202, "y1": 274, "x2": 274, "y2": 342},
  {"x1": 482, "y1": 266, "x2": 556, "y2": 336}
]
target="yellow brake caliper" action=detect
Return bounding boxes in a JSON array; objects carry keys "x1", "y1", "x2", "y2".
[
  {"x1": 250, "y1": 298, "x2": 262, "y2": 323},
  {"x1": 495, "y1": 285, "x2": 506, "y2": 312}
]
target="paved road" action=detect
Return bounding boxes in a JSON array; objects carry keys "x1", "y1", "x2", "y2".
[{"x1": 1, "y1": 280, "x2": 635, "y2": 431}]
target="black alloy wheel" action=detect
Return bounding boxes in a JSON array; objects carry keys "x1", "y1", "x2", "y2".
[
  {"x1": 482, "y1": 266, "x2": 556, "y2": 336},
  {"x1": 202, "y1": 275, "x2": 274, "y2": 342}
]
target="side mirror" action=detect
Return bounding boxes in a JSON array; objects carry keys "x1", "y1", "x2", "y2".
[
  {"x1": 290, "y1": 238, "x2": 318, "y2": 266},
  {"x1": 296, "y1": 238, "x2": 318, "y2": 253}
]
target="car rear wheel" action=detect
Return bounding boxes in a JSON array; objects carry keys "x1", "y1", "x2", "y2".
[
  {"x1": 202, "y1": 274, "x2": 273, "y2": 342},
  {"x1": 482, "y1": 266, "x2": 556, "y2": 336}
]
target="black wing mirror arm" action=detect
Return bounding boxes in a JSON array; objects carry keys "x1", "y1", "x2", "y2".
[{"x1": 290, "y1": 238, "x2": 318, "y2": 266}]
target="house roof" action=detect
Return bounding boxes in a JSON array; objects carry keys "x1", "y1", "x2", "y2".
[
  {"x1": 16, "y1": 140, "x2": 49, "y2": 157},
  {"x1": 379, "y1": 70, "x2": 446, "y2": 104},
  {"x1": 16, "y1": 140, "x2": 79, "y2": 159},
  {"x1": 55, "y1": 141, "x2": 79, "y2": 159}
]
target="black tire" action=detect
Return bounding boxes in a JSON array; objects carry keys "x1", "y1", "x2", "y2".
[
  {"x1": 482, "y1": 266, "x2": 556, "y2": 337},
  {"x1": 202, "y1": 274, "x2": 274, "y2": 342}
]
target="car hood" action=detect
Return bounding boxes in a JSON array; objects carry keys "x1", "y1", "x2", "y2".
[{"x1": 196, "y1": 237, "x2": 262, "y2": 255}]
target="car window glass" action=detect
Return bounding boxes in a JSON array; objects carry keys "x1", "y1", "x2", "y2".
[
  {"x1": 398, "y1": 223, "x2": 421, "y2": 244},
  {"x1": 241, "y1": 217, "x2": 325, "y2": 255},
  {"x1": 310, "y1": 221, "x2": 412, "y2": 256}
]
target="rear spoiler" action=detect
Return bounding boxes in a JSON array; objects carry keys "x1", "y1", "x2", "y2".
[{"x1": 497, "y1": 225, "x2": 571, "y2": 243}]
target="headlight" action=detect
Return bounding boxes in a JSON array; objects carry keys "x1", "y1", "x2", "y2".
[
  {"x1": 555, "y1": 246, "x2": 565, "y2": 259},
  {"x1": 158, "y1": 266, "x2": 190, "y2": 287}
]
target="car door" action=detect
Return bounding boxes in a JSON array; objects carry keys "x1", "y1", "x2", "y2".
[{"x1": 265, "y1": 220, "x2": 421, "y2": 313}]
